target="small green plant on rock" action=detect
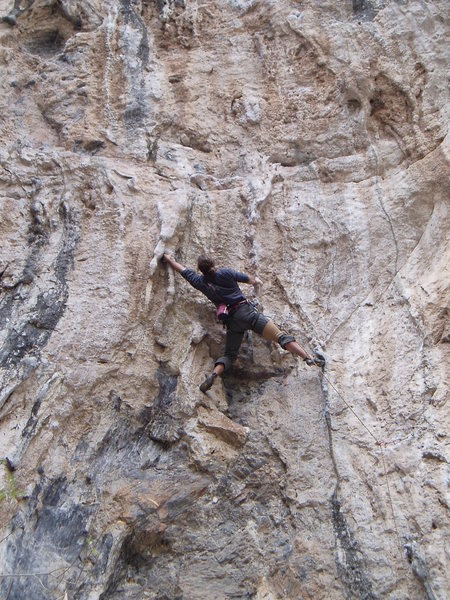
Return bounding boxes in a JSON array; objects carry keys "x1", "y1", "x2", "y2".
[
  {"x1": 86, "y1": 535, "x2": 99, "y2": 558},
  {"x1": 0, "y1": 459, "x2": 25, "y2": 504}
]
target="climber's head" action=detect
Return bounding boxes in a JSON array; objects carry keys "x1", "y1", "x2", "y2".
[{"x1": 198, "y1": 255, "x2": 215, "y2": 278}]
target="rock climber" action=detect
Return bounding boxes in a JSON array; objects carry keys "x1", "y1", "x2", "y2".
[{"x1": 163, "y1": 253, "x2": 325, "y2": 393}]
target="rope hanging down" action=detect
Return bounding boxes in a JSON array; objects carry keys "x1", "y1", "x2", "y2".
[
  {"x1": 318, "y1": 366, "x2": 403, "y2": 557},
  {"x1": 287, "y1": 289, "x2": 407, "y2": 560}
]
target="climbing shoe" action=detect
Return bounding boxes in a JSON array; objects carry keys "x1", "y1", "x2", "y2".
[
  {"x1": 304, "y1": 353, "x2": 326, "y2": 368},
  {"x1": 199, "y1": 372, "x2": 217, "y2": 393}
]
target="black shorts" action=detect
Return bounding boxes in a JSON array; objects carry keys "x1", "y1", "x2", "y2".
[{"x1": 227, "y1": 302, "x2": 269, "y2": 335}]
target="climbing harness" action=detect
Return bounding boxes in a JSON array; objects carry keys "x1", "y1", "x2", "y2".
[
  {"x1": 215, "y1": 303, "x2": 229, "y2": 323},
  {"x1": 215, "y1": 299, "x2": 248, "y2": 325}
]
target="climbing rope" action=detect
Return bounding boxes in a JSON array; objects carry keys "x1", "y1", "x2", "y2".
[
  {"x1": 281, "y1": 280, "x2": 409, "y2": 561},
  {"x1": 253, "y1": 271, "x2": 404, "y2": 559},
  {"x1": 318, "y1": 367, "x2": 403, "y2": 556}
]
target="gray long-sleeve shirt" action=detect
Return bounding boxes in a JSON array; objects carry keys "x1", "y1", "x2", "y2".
[{"x1": 181, "y1": 268, "x2": 249, "y2": 306}]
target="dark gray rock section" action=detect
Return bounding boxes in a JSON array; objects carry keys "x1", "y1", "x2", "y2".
[
  {"x1": 331, "y1": 491, "x2": 377, "y2": 600},
  {"x1": 139, "y1": 367, "x2": 181, "y2": 444},
  {"x1": 1, "y1": 476, "x2": 93, "y2": 600},
  {"x1": 0, "y1": 201, "x2": 78, "y2": 370},
  {"x1": 352, "y1": 0, "x2": 405, "y2": 21}
]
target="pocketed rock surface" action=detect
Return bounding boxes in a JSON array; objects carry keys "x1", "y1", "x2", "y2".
[{"x1": 0, "y1": 1, "x2": 448, "y2": 599}]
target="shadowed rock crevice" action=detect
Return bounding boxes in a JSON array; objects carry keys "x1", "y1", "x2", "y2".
[
  {"x1": 1, "y1": 0, "x2": 102, "y2": 30},
  {"x1": 10, "y1": 3, "x2": 83, "y2": 55},
  {"x1": 352, "y1": 0, "x2": 406, "y2": 21},
  {"x1": 353, "y1": 0, "x2": 384, "y2": 20},
  {"x1": 368, "y1": 70, "x2": 436, "y2": 164},
  {"x1": 139, "y1": 367, "x2": 182, "y2": 445},
  {"x1": 25, "y1": 29, "x2": 67, "y2": 56}
]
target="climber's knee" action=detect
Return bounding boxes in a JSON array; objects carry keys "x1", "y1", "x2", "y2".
[
  {"x1": 277, "y1": 333, "x2": 296, "y2": 349},
  {"x1": 262, "y1": 321, "x2": 283, "y2": 343},
  {"x1": 215, "y1": 356, "x2": 233, "y2": 372},
  {"x1": 262, "y1": 322, "x2": 296, "y2": 349}
]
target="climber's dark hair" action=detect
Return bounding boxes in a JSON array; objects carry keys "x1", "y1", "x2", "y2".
[{"x1": 198, "y1": 255, "x2": 215, "y2": 278}]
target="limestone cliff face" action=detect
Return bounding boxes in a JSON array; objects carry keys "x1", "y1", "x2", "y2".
[{"x1": 0, "y1": 1, "x2": 448, "y2": 598}]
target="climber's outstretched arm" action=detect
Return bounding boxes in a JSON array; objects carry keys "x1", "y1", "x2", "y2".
[
  {"x1": 247, "y1": 275, "x2": 263, "y2": 286},
  {"x1": 163, "y1": 254, "x2": 185, "y2": 273}
]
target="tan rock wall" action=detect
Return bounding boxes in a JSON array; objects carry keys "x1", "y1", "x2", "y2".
[{"x1": 0, "y1": 1, "x2": 448, "y2": 598}]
